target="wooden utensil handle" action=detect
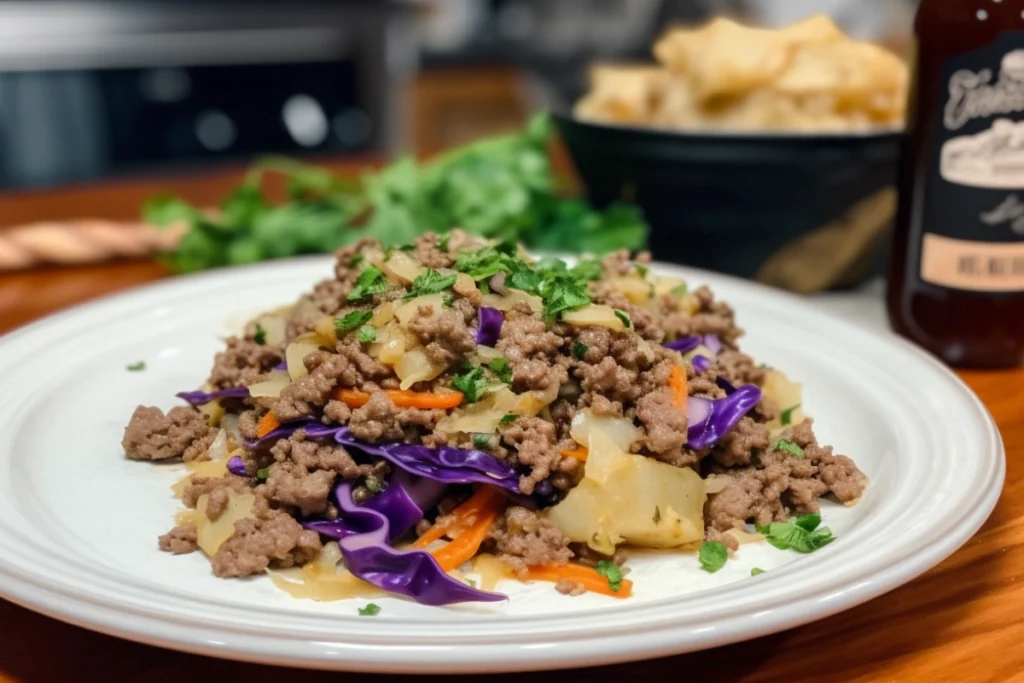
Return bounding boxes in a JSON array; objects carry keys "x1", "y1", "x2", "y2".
[{"x1": 0, "y1": 220, "x2": 185, "y2": 271}]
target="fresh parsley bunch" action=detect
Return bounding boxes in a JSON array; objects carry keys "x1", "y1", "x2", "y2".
[{"x1": 144, "y1": 114, "x2": 648, "y2": 273}]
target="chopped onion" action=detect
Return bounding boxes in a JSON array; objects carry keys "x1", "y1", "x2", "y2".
[
  {"x1": 220, "y1": 413, "x2": 241, "y2": 448},
  {"x1": 704, "y1": 474, "x2": 731, "y2": 494},
  {"x1": 454, "y1": 273, "x2": 479, "y2": 299},
  {"x1": 195, "y1": 491, "x2": 254, "y2": 556},
  {"x1": 198, "y1": 399, "x2": 224, "y2": 427},
  {"x1": 250, "y1": 315, "x2": 286, "y2": 346},
  {"x1": 609, "y1": 276, "x2": 652, "y2": 305},
  {"x1": 481, "y1": 290, "x2": 543, "y2": 315},
  {"x1": 437, "y1": 387, "x2": 519, "y2": 434},
  {"x1": 371, "y1": 301, "x2": 395, "y2": 327},
  {"x1": 395, "y1": 347, "x2": 447, "y2": 390},
  {"x1": 395, "y1": 293, "x2": 447, "y2": 325},
  {"x1": 724, "y1": 528, "x2": 764, "y2": 545},
  {"x1": 562, "y1": 304, "x2": 626, "y2": 331},
  {"x1": 570, "y1": 409, "x2": 641, "y2": 453},
  {"x1": 171, "y1": 457, "x2": 228, "y2": 498},
  {"x1": 247, "y1": 370, "x2": 292, "y2": 398},
  {"x1": 383, "y1": 250, "x2": 425, "y2": 284},
  {"x1": 286, "y1": 341, "x2": 321, "y2": 381},
  {"x1": 207, "y1": 428, "x2": 229, "y2": 461},
  {"x1": 471, "y1": 553, "x2": 515, "y2": 592},
  {"x1": 374, "y1": 324, "x2": 408, "y2": 366},
  {"x1": 653, "y1": 275, "x2": 686, "y2": 297},
  {"x1": 313, "y1": 316, "x2": 339, "y2": 343}
]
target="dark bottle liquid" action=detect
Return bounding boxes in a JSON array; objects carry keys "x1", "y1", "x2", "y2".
[{"x1": 888, "y1": 0, "x2": 1024, "y2": 368}]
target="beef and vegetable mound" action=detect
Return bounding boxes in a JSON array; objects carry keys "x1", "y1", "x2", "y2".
[{"x1": 123, "y1": 231, "x2": 867, "y2": 605}]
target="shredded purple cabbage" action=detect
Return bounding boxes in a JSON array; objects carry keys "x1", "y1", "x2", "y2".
[
  {"x1": 226, "y1": 455, "x2": 249, "y2": 477},
  {"x1": 273, "y1": 361, "x2": 287, "y2": 371},
  {"x1": 475, "y1": 307, "x2": 504, "y2": 347},
  {"x1": 324, "y1": 482, "x2": 506, "y2": 606},
  {"x1": 664, "y1": 334, "x2": 722, "y2": 356},
  {"x1": 703, "y1": 334, "x2": 722, "y2": 355},
  {"x1": 692, "y1": 354, "x2": 711, "y2": 374},
  {"x1": 687, "y1": 384, "x2": 762, "y2": 450},
  {"x1": 715, "y1": 375, "x2": 737, "y2": 394},
  {"x1": 176, "y1": 386, "x2": 250, "y2": 405}
]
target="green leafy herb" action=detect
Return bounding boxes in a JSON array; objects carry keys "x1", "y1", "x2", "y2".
[
  {"x1": 454, "y1": 247, "x2": 513, "y2": 281},
  {"x1": 466, "y1": 578, "x2": 477, "y2": 588},
  {"x1": 488, "y1": 357, "x2": 513, "y2": 384},
  {"x1": 539, "y1": 275, "x2": 591, "y2": 321},
  {"x1": 357, "y1": 603, "x2": 381, "y2": 616},
  {"x1": 613, "y1": 309, "x2": 632, "y2": 328},
  {"x1": 671, "y1": 283, "x2": 689, "y2": 296},
  {"x1": 407, "y1": 268, "x2": 458, "y2": 298},
  {"x1": 698, "y1": 541, "x2": 728, "y2": 573},
  {"x1": 364, "y1": 476, "x2": 382, "y2": 493},
  {"x1": 452, "y1": 367, "x2": 491, "y2": 403},
  {"x1": 126, "y1": 361, "x2": 146, "y2": 372},
  {"x1": 571, "y1": 259, "x2": 603, "y2": 283},
  {"x1": 755, "y1": 514, "x2": 834, "y2": 553},
  {"x1": 347, "y1": 266, "x2": 388, "y2": 301},
  {"x1": 357, "y1": 325, "x2": 377, "y2": 343},
  {"x1": 573, "y1": 341, "x2": 588, "y2": 360},
  {"x1": 776, "y1": 439, "x2": 805, "y2": 458},
  {"x1": 751, "y1": 567, "x2": 765, "y2": 576},
  {"x1": 635, "y1": 264, "x2": 649, "y2": 277},
  {"x1": 499, "y1": 413, "x2": 517, "y2": 424},
  {"x1": 653, "y1": 506, "x2": 661, "y2": 524},
  {"x1": 595, "y1": 560, "x2": 624, "y2": 593},
  {"x1": 780, "y1": 404, "x2": 801, "y2": 426},
  {"x1": 334, "y1": 310, "x2": 373, "y2": 333},
  {"x1": 256, "y1": 467, "x2": 270, "y2": 480},
  {"x1": 349, "y1": 253, "x2": 364, "y2": 268},
  {"x1": 253, "y1": 324, "x2": 267, "y2": 346},
  {"x1": 471, "y1": 433, "x2": 492, "y2": 451},
  {"x1": 479, "y1": 280, "x2": 490, "y2": 295}
]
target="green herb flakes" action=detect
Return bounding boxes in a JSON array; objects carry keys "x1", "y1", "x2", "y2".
[
  {"x1": 755, "y1": 514, "x2": 834, "y2": 553},
  {"x1": 358, "y1": 603, "x2": 381, "y2": 616},
  {"x1": 499, "y1": 413, "x2": 517, "y2": 424},
  {"x1": 780, "y1": 404, "x2": 801, "y2": 426},
  {"x1": 595, "y1": 560, "x2": 624, "y2": 593},
  {"x1": 348, "y1": 253, "x2": 364, "y2": 268},
  {"x1": 488, "y1": 357, "x2": 513, "y2": 384},
  {"x1": 334, "y1": 310, "x2": 373, "y2": 333},
  {"x1": 364, "y1": 476, "x2": 382, "y2": 493},
  {"x1": 613, "y1": 309, "x2": 632, "y2": 328},
  {"x1": 776, "y1": 439, "x2": 805, "y2": 458},
  {"x1": 698, "y1": 541, "x2": 728, "y2": 573},
  {"x1": 471, "y1": 433, "x2": 492, "y2": 451},
  {"x1": 256, "y1": 467, "x2": 270, "y2": 480},
  {"x1": 253, "y1": 324, "x2": 267, "y2": 345},
  {"x1": 671, "y1": 283, "x2": 688, "y2": 296},
  {"x1": 635, "y1": 263, "x2": 649, "y2": 277},
  {"x1": 347, "y1": 266, "x2": 388, "y2": 301},
  {"x1": 573, "y1": 341, "x2": 588, "y2": 360},
  {"x1": 357, "y1": 325, "x2": 377, "y2": 343},
  {"x1": 751, "y1": 567, "x2": 765, "y2": 576},
  {"x1": 407, "y1": 268, "x2": 458, "y2": 298},
  {"x1": 126, "y1": 361, "x2": 146, "y2": 372},
  {"x1": 452, "y1": 367, "x2": 491, "y2": 403}
]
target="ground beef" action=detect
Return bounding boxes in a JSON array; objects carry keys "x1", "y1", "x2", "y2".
[
  {"x1": 588, "y1": 282, "x2": 663, "y2": 341},
  {"x1": 572, "y1": 543, "x2": 628, "y2": 568},
  {"x1": 122, "y1": 406, "x2": 216, "y2": 462},
  {"x1": 574, "y1": 356, "x2": 640, "y2": 404},
  {"x1": 712, "y1": 417, "x2": 770, "y2": 468},
  {"x1": 347, "y1": 391, "x2": 446, "y2": 443},
  {"x1": 489, "y1": 506, "x2": 572, "y2": 577},
  {"x1": 207, "y1": 337, "x2": 283, "y2": 390},
  {"x1": 158, "y1": 523, "x2": 198, "y2": 554},
  {"x1": 497, "y1": 307, "x2": 567, "y2": 392},
  {"x1": 705, "y1": 421, "x2": 868, "y2": 530},
  {"x1": 555, "y1": 579, "x2": 586, "y2": 596},
  {"x1": 181, "y1": 475, "x2": 248, "y2": 510},
  {"x1": 259, "y1": 460, "x2": 336, "y2": 517},
  {"x1": 272, "y1": 353, "x2": 350, "y2": 422},
  {"x1": 636, "y1": 387, "x2": 687, "y2": 454},
  {"x1": 332, "y1": 238, "x2": 383, "y2": 287},
  {"x1": 335, "y1": 340, "x2": 394, "y2": 390},
  {"x1": 270, "y1": 431, "x2": 369, "y2": 479},
  {"x1": 705, "y1": 527, "x2": 740, "y2": 552},
  {"x1": 407, "y1": 304, "x2": 477, "y2": 367},
  {"x1": 716, "y1": 349, "x2": 766, "y2": 387},
  {"x1": 500, "y1": 416, "x2": 581, "y2": 494},
  {"x1": 211, "y1": 509, "x2": 322, "y2": 578},
  {"x1": 412, "y1": 232, "x2": 454, "y2": 269}
]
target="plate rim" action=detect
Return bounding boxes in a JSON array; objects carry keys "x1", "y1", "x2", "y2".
[{"x1": 0, "y1": 257, "x2": 1005, "y2": 673}]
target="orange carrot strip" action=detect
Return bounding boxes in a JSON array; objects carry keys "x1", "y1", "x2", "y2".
[
  {"x1": 426, "y1": 488, "x2": 506, "y2": 571},
  {"x1": 333, "y1": 388, "x2": 463, "y2": 410},
  {"x1": 256, "y1": 412, "x2": 281, "y2": 438},
  {"x1": 412, "y1": 486, "x2": 504, "y2": 549},
  {"x1": 669, "y1": 365, "x2": 688, "y2": 410},
  {"x1": 525, "y1": 564, "x2": 634, "y2": 598},
  {"x1": 560, "y1": 447, "x2": 589, "y2": 461}
]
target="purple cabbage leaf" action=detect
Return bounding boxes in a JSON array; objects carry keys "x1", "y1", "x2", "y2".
[
  {"x1": 475, "y1": 307, "x2": 504, "y2": 347},
  {"x1": 687, "y1": 384, "x2": 761, "y2": 450}
]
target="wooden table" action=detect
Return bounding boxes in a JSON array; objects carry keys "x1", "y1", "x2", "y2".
[{"x1": 1, "y1": 170, "x2": 1023, "y2": 683}]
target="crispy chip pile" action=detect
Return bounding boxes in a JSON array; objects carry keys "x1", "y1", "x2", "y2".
[{"x1": 574, "y1": 15, "x2": 907, "y2": 132}]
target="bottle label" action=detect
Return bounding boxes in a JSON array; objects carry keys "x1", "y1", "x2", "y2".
[{"x1": 922, "y1": 32, "x2": 1024, "y2": 292}]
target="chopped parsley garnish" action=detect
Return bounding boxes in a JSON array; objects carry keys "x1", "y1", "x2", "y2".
[
  {"x1": 698, "y1": 541, "x2": 728, "y2": 573},
  {"x1": 357, "y1": 325, "x2": 377, "y2": 343},
  {"x1": 466, "y1": 577, "x2": 477, "y2": 588},
  {"x1": 442, "y1": 291, "x2": 455, "y2": 308},
  {"x1": 780, "y1": 404, "x2": 801, "y2": 426},
  {"x1": 357, "y1": 603, "x2": 381, "y2": 616},
  {"x1": 126, "y1": 361, "x2": 146, "y2": 372},
  {"x1": 499, "y1": 413, "x2": 517, "y2": 424},
  {"x1": 253, "y1": 324, "x2": 267, "y2": 345},
  {"x1": 755, "y1": 514, "x2": 834, "y2": 553},
  {"x1": 671, "y1": 283, "x2": 688, "y2": 296},
  {"x1": 635, "y1": 263, "x2": 649, "y2": 277},
  {"x1": 540, "y1": 276, "x2": 590, "y2": 320},
  {"x1": 479, "y1": 280, "x2": 490, "y2": 295},
  {"x1": 613, "y1": 308, "x2": 632, "y2": 328},
  {"x1": 505, "y1": 264, "x2": 542, "y2": 293},
  {"x1": 256, "y1": 467, "x2": 270, "y2": 480},
  {"x1": 471, "y1": 433, "x2": 492, "y2": 451},
  {"x1": 573, "y1": 341, "x2": 588, "y2": 360},
  {"x1": 407, "y1": 268, "x2": 458, "y2": 298},
  {"x1": 334, "y1": 310, "x2": 373, "y2": 333},
  {"x1": 751, "y1": 567, "x2": 765, "y2": 576},
  {"x1": 571, "y1": 258, "x2": 603, "y2": 283},
  {"x1": 595, "y1": 560, "x2": 623, "y2": 592},
  {"x1": 364, "y1": 475, "x2": 382, "y2": 493},
  {"x1": 347, "y1": 266, "x2": 388, "y2": 301},
  {"x1": 653, "y1": 506, "x2": 661, "y2": 524},
  {"x1": 438, "y1": 234, "x2": 450, "y2": 252},
  {"x1": 349, "y1": 253, "x2": 364, "y2": 268},
  {"x1": 452, "y1": 366, "x2": 491, "y2": 403},
  {"x1": 776, "y1": 439, "x2": 804, "y2": 458},
  {"x1": 454, "y1": 246, "x2": 512, "y2": 281},
  {"x1": 488, "y1": 357, "x2": 513, "y2": 384}
]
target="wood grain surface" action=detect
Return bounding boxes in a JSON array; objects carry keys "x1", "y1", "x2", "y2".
[{"x1": 0, "y1": 168, "x2": 1021, "y2": 683}]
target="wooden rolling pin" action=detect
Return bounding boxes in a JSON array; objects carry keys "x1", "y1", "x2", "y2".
[{"x1": 0, "y1": 220, "x2": 185, "y2": 271}]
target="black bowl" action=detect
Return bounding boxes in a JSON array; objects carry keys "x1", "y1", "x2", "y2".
[{"x1": 554, "y1": 113, "x2": 903, "y2": 286}]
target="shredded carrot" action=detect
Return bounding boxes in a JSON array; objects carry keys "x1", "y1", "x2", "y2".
[
  {"x1": 333, "y1": 388, "x2": 464, "y2": 410},
  {"x1": 669, "y1": 365, "x2": 688, "y2": 411},
  {"x1": 560, "y1": 447, "x2": 589, "y2": 461},
  {"x1": 256, "y1": 412, "x2": 281, "y2": 438},
  {"x1": 525, "y1": 563, "x2": 634, "y2": 598},
  {"x1": 412, "y1": 486, "x2": 504, "y2": 549},
  {"x1": 413, "y1": 487, "x2": 506, "y2": 571}
]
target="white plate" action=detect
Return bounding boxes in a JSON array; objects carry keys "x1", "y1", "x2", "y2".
[{"x1": 0, "y1": 258, "x2": 1003, "y2": 674}]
